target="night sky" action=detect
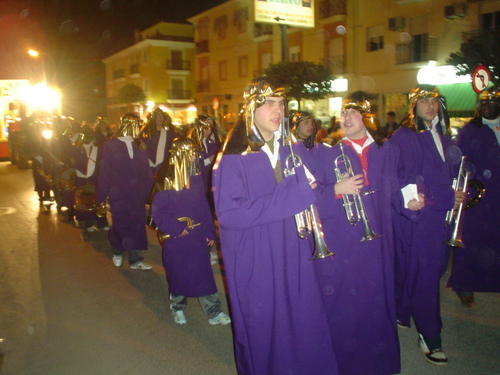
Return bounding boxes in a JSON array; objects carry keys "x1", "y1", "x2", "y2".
[{"x1": 0, "y1": 0, "x2": 226, "y2": 119}]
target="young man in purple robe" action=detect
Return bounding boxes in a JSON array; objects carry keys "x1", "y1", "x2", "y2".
[
  {"x1": 212, "y1": 77, "x2": 338, "y2": 375},
  {"x1": 290, "y1": 111, "x2": 316, "y2": 150},
  {"x1": 141, "y1": 108, "x2": 179, "y2": 177},
  {"x1": 447, "y1": 87, "x2": 500, "y2": 306},
  {"x1": 151, "y1": 135, "x2": 230, "y2": 326},
  {"x1": 96, "y1": 113, "x2": 154, "y2": 271},
  {"x1": 310, "y1": 93, "x2": 403, "y2": 375},
  {"x1": 388, "y1": 85, "x2": 464, "y2": 366}
]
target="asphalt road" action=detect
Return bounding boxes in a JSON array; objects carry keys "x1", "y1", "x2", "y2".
[{"x1": 0, "y1": 161, "x2": 499, "y2": 375}]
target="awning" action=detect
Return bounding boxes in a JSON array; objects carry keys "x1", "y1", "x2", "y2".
[{"x1": 438, "y1": 82, "x2": 477, "y2": 118}]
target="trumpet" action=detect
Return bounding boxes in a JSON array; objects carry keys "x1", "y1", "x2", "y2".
[
  {"x1": 283, "y1": 136, "x2": 334, "y2": 260},
  {"x1": 156, "y1": 216, "x2": 201, "y2": 245},
  {"x1": 445, "y1": 156, "x2": 484, "y2": 248},
  {"x1": 334, "y1": 142, "x2": 381, "y2": 242}
]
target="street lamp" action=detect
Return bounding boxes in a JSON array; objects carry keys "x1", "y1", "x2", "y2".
[{"x1": 27, "y1": 49, "x2": 57, "y2": 85}]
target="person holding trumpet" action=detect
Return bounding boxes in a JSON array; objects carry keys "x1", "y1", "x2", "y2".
[
  {"x1": 388, "y1": 85, "x2": 464, "y2": 366},
  {"x1": 212, "y1": 77, "x2": 338, "y2": 375},
  {"x1": 151, "y1": 135, "x2": 230, "y2": 326},
  {"x1": 310, "y1": 92, "x2": 402, "y2": 375}
]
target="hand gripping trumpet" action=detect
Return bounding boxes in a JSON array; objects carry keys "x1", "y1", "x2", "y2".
[
  {"x1": 334, "y1": 142, "x2": 381, "y2": 242},
  {"x1": 282, "y1": 122, "x2": 334, "y2": 260},
  {"x1": 157, "y1": 217, "x2": 201, "y2": 245},
  {"x1": 445, "y1": 156, "x2": 484, "y2": 248}
]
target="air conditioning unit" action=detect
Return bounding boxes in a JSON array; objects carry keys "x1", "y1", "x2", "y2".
[
  {"x1": 388, "y1": 17, "x2": 405, "y2": 31},
  {"x1": 444, "y1": 3, "x2": 467, "y2": 19}
]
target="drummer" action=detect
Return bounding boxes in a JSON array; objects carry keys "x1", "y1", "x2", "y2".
[{"x1": 74, "y1": 125, "x2": 109, "y2": 232}]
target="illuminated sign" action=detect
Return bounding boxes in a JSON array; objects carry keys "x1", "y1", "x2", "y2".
[
  {"x1": 254, "y1": 0, "x2": 315, "y2": 28},
  {"x1": 417, "y1": 65, "x2": 471, "y2": 85}
]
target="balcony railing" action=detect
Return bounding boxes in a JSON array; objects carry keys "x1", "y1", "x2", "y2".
[
  {"x1": 395, "y1": 34, "x2": 437, "y2": 65},
  {"x1": 166, "y1": 60, "x2": 191, "y2": 70},
  {"x1": 196, "y1": 79, "x2": 210, "y2": 93},
  {"x1": 167, "y1": 90, "x2": 192, "y2": 100},
  {"x1": 196, "y1": 40, "x2": 209, "y2": 54},
  {"x1": 129, "y1": 64, "x2": 139, "y2": 74},
  {"x1": 112, "y1": 69, "x2": 124, "y2": 79}
]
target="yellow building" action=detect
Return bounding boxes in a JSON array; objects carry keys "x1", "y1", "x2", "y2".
[
  {"x1": 188, "y1": 0, "x2": 499, "y2": 129},
  {"x1": 102, "y1": 22, "x2": 197, "y2": 125}
]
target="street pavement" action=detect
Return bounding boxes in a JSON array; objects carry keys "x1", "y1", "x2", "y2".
[{"x1": 0, "y1": 161, "x2": 499, "y2": 375}]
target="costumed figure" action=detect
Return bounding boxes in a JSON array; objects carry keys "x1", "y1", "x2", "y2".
[
  {"x1": 25, "y1": 120, "x2": 55, "y2": 207},
  {"x1": 141, "y1": 107, "x2": 179, "y2": 177},
  {"x1": 290, "y1": 111, "x2": 316, "y2": 150},
  {"x1": 212, "y1": 77, "x2": 338, "y2": 375},
  {"x1": 151, "y1": 135, "x2": 231, "y2": 326},
  {"x1": 387, "y1": 84, "x2": 463, "y2": 366},
  {"x1": 93, "y1": 116, "x2": 112, "y2": 146},
  {"x1": 96, "y1": 113, "x2": 154, "y2": 270},
  {"x1": 310, "y1": 93, "x2": 402, "y2": 375},
  {"x1": 447, "y1": 86, "x2": 500, "y2": 305},
  {"x1": 73, "y1": 125, "x2": 108, "y2": 232}
]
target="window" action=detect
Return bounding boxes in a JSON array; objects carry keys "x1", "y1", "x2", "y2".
[
  {"x1": 170, "y1": 50, "x2": 183, "y2": 70},
  {"x1": 233, "y1": 7, "x2": 248, "y2": 33},
  {"x1": 214, "y1": 15, "x2": 228, "y2": 40},
  {"x1": 366, "y1": 25, "x2": 384, "y2": 51},
  {"x1": 289, "y1": 46, "x2": 301, "y2": 62},
  {"x1": 482, "y1": 11, "x2": 500, "y2": 31},
  {"x1": 219, "y1": 60, "x2": 227, "y2": 81},
  {"x1": 238, "y1": 56, "x2": 248, "y2": 77},
  {"x1": 254, "y1": 23, "x2": 273, "y2": 37}
]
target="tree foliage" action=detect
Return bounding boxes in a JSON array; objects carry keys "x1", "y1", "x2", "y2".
[
  {"x1": 263, "y1": 61, "x2": 334, "y2": 109},
  {"x1": 117, "y1": 83, "x2": 146, "y2": 104},
  {"x1": 447, "y1": 31, "x2": 500, "y2": 84}
]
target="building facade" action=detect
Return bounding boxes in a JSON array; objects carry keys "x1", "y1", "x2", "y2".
[
  {"x1": 188, "y1": 0, "x2": 499, "y2": 130},
  {"x1": 102, "y1": 22, "x2": 197, "y2": 125}
]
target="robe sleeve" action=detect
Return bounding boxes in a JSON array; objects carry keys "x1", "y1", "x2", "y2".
[
  {"x1": 151, "y1": 191, "x2": 187, "y2": 237},
  {"x1": 213, "y1": 155, "x2": 316, "y2": 229},
  {"x1": 96, "y1": 142, "x2": 113, "y2": 204}
]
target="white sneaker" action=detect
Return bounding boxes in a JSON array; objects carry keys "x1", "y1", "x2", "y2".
[
  {"x1": 112, "y1": 254, "x2": 122, "y2": 267},
  {"x1": 102, "y1": 226, "x2": 110, "y2": 231},
  {"x1": 173, "y1": 310, "x2": 187, "y2": 325},
  {"x1": 86, "y1": 226, "x2": 95, "y2": 232},
  {"x1": 130, "y1": 261, "x2": 152, "y2": 271},
  {"x1": 208, "y1": 312, "x2": 231, "y2": 326},
  {"x1": 418, "y1": 334, "x2": 448, "y2": 366}
]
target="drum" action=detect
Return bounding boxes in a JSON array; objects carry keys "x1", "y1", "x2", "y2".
[{"x1": 74, "y1": 184, "x2": 97, "y2": 212}]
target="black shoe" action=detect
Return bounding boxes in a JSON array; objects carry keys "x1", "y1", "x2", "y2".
[
  {"x1": 397, "y1": 320, "x2": 409, "y2": 329},
  {"x1": 459, "y1": 295, "x2": 476, "y2": 308},
  {"x1": 418, "y1": 334, "x2": 448, "y2": 366}
]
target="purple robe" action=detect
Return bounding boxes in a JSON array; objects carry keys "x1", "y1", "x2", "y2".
[
  {"x1": 141, "y1": 130, "x2": 178, "y2": 177},
  {"x1": 151, "y1": 174, "x2": 217, "y2": 296},
  {"x1": 213, "y1": 140, "x2": 338, "y2": 375},
  {"x1": 310, "y1": 141, "x2": 401, "y2": 375},
  {"x1": 74, "y1": 144, "x2": 103, "y2": 222},
  {"x1": 96, "y1": 138, "x2": 153, "y2": 252},
  {"x1": 388, "y1": 127, "x2": 455, "y2": 338},
  {"x1": 447, "y1": 119, "x2": 500, "y2": 292}
]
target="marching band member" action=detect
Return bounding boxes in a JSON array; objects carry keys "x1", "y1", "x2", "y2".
[
  {"x1": 447, "y1": 87, "x2": 500, "y2": 306},
  {"x1": 310, "y1": 93, "x2": 402, "y2": 375},
  {"x1": 290, "y1": 111, "x2": 316, "y2": 150},
  {"x1": 141, "y1": 108, "x2": 179, "y2": 177},
  {"x1": 73, "y1": 125, "x2": 108, "y2": 232},
  {"x1": 96, "y1": 113, "x2": 153, "y2": 271},
  {"x1": 387, "y1": 85, "x2": 464, "y2": 366},
  {"x1": 212, "y1": 77, "x2": 338, "y2": 375},
  {"x1": 151, "y1": 135, "x2": 230, "y2": 326}
]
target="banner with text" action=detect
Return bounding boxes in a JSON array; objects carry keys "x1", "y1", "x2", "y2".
[{"x1": 254, "y1": 0, "x2": 315, "y2": 28}]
